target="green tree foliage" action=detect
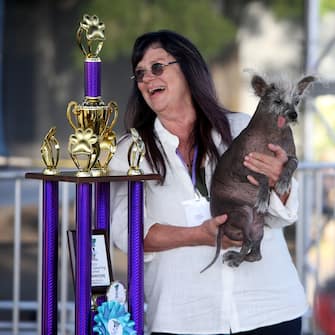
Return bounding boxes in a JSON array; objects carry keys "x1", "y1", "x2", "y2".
[
  {"x1": 270, "y1": 0, "x2": 335, "y2": 20},
  {"x1": 79, "y1": 0, "x2": 236, "y2": 62},
  {"x1": 320, "y1": 0, "x2": 335, "y2": 15},
  {"x1": 269, "y1": 0, "x2": 304, "y2": 21},
  {"x1": 78, "y1": 0, "x2": 335, "y2": 64}
]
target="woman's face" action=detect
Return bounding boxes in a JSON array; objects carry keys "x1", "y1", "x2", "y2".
[{"x1": 135, "y1": 46, "x2": 193, "y2": 119}]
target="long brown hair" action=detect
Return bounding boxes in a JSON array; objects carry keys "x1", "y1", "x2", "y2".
[{"x1": 126, "y1": 30, "x2": 233, "y2": 181}]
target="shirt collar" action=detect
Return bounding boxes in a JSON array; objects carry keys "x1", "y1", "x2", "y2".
[
  {"x1": 154, "y1": 117, "x2": 179, "y2": 149},
  {"x1": 154, "y1": 116, "x2": 224, "y2": 163}
]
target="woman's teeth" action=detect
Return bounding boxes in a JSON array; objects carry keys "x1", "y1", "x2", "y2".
[{"x1": 149, "y1": 86, "x2": 165, "y2": 95}]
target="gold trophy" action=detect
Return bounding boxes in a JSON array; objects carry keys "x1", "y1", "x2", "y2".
[
  {"x1": 40, "y1": 127, "x2": 60, "y2": 175},
  {"x1": 127, "y1": 128, "x2": 146, "y2": 176},
  {"x1": 66, "y1": 14, "x2": 118, "y2": 176}
]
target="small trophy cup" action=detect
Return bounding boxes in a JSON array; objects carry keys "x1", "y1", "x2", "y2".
[{"x1": 67, "y1": 14, "x2": 118, "y2": 176}]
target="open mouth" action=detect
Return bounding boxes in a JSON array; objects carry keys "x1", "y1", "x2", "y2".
[
  {"x1": 149, "y1": 86, "x2": 165, "y2": 96},
  {"x1": 277, "y1": 115, "x2": 286, "y2": 128},
  {"x1": 277, "y1": 113, "x2": 298, "y2": 128}
]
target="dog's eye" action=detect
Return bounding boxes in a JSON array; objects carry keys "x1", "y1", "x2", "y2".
[{"x1": 274, "y1": 99, "x2": 282, "y2": 104}]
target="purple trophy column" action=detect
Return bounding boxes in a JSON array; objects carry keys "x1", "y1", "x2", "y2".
[
  {"x1": 85, "y1": 59, "x2": 101, "y2": 97},
  {"x1": 128, "y1": 181, "x2": 144, "y2": 335},
  {"x1": 42, "y1": 181, "x2": 59, "y2": 335},
  {"x1": 94, "y1": 182, "x2": 110, "y2": 308},
  {"x1": 95, "y1": 182, "x2": 110, "y2": 234},
  {"x1": 75, "y1": 183, "x2": 92, "y2": 335}
]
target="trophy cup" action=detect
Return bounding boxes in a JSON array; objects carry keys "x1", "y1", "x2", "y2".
[{"x1": 67, "y1": 14, "x2": 118, "y2": 176}]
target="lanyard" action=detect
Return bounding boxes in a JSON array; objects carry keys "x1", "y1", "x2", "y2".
[{"x1": 176, "y1": 145, "x2": 198, "y2": 187}]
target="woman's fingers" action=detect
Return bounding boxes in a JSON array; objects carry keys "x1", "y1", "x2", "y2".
[
  {"x1": 221, "y1": 235, "x2": 243, "y2": 249},
  {"x1": 244, "y1": 143, "x2": 288, "y2": 187},
  {"x1": 210, "y1": 215, "x2": 243, "y2": 249}
]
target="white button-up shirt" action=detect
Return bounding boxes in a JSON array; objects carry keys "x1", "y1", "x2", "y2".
[{"x1": 110, "y1": 112, "x2": 308, "y2": 334}]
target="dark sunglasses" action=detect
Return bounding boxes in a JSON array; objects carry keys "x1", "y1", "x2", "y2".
[{"x1": 131, "y1": 61, "x2": 178, "y2": 83}]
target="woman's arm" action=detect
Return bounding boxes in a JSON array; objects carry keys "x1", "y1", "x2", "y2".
[{"x1": 144, "y1": 214, "x2": 242, "y2": 252}]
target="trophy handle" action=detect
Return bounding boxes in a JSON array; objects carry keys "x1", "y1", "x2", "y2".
[
  {"x1": 105, "y1": 101, "x2": 118, "y2": 133},
  {"x1": 66, "y1": 101, "x2": 79, "y2": 130}
]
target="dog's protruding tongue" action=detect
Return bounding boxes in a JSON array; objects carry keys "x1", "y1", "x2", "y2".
[{"x1": 277, "y1": 116, "x2": 286, "y2": 128}]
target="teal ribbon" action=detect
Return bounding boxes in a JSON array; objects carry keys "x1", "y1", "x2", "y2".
[{"x1": 93, "y1": 301, "x2": 137, "y2": 335}]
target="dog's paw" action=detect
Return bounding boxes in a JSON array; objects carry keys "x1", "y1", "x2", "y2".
[
  {"x1": 244, "y1": 252, "x2": 262, "y2": 262},
  {"x1": 275, "y1": 178, "x2": 291, "y2": 195},
  {"x1": 223, "y1": 251, "x2": 243, "y2": 267},
  {"x1": 255, "y1": 198, "x2": 268, "y2": 213}
]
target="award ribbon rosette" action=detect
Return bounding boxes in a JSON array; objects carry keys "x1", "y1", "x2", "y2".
[{"x1": 93, "y1": 301, "x2": 137, "y2": 335}]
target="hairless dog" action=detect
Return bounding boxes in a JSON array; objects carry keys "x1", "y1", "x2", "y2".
[{"x1": 201, "y1": 74, "x2": 315, "y2": 271}]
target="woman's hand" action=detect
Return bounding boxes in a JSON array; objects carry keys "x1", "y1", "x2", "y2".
[
  {"x1": 200, "y1": 214, "x2": 243, "y2": 249},
  {"x1": 243, "y1": 143, "x2": 288, "y2": 187},
  {"x1": 243, "y1": 143, "x2": 290, "y2": 203}
]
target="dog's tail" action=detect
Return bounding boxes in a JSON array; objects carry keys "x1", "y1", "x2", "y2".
[{"x1": 200, "y1": 227, "x2": 223, "y2": 273}]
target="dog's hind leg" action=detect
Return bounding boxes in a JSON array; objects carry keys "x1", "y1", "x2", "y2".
[
  {"x1": 244, "y1": 209, "x2": 264, "y2": 262},
  {"x1": 244, "y1": 240, "x2": 262, "y2": 262},
  {"x1": 223, "y1": 240, "x2": 253, "y2": 267},
  {"x1": 222, "y1": 205, "x2": 254, "y2": 267}
]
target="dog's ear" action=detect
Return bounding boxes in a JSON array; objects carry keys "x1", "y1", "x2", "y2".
[
  {"x1": 296, "y1": 75, "x2": 316, "y2": 95},
  {"x1": 251, "y1": 75, "x2": 268, "y2": 97}
]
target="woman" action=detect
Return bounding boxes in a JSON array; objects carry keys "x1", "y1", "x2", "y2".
[{"x1": 109, "y1": 30, "x2": 307, "y2": 335}]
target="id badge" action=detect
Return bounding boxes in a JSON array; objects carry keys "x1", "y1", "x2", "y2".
[{"x1": 182, "y1": 195, "x2": 211, "y2": 227}]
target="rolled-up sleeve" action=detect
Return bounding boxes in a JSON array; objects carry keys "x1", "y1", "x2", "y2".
[{"x1": 265, "y1": 178, "x2": 299, "y2": 228}]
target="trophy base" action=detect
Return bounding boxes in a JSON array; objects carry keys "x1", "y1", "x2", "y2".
[
  {"x1": 127, "y1": 168, "x2": 143, "y2": 176},
  {"x1": 91, "y1": 168, "x2": 109, "y2": 177},
  {"x1": 76, "y1": 170, "x2": 92, "y2": 177},
  {"x1": 43, "y1": 168, "x2": 58, "y2": 175}
]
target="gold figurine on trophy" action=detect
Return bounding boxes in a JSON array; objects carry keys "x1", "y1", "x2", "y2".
[
  {"x1": 127, "y1": 128, "x2": 146, "y2": 176},
  {"x1": 68, "y1": 128, "x2": 99, "y2": 177},
  {"x1": 40, "y1": 127, "x2": 60, "y2": 175},
  {"x1": 77, "y1": 14, "x2": 105, "y2": 58}
]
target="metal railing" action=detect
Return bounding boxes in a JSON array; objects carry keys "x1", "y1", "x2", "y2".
[
  {"x1": 1, "y1": 163, "x2": 335, "y2": 334},
  {"x1": 296, "y1": 162, "x2": 335, "y2": 335},
  {"x1": 0, "y1": 170, "x2": 75, "y2": 335}
]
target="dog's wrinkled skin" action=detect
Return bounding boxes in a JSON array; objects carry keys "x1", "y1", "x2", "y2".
[{"x1": 201, "y1": 74, "x2": 315, "y2": 272}]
